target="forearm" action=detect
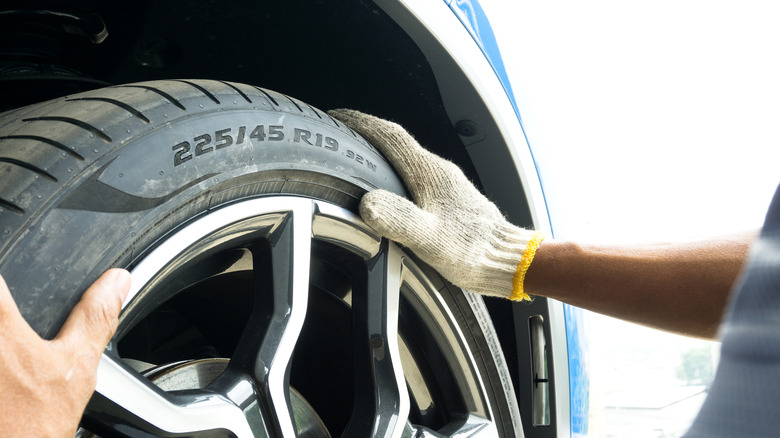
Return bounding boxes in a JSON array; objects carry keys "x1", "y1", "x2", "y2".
[
  {"x1": 524, "y1": 231, "x2": 757, "y2": 339},
  {"x1": 331, "y1": 110, "x2": 756, "y2": 339}
]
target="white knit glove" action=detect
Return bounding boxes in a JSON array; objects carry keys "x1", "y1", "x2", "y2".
[{"x1": 329, "y1": 109, "x2": 544, "y2": 301}]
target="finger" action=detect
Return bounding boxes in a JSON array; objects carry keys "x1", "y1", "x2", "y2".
[
  {"x1": 0, "y1": 274, "x2": 35, "y2": 337},
  {"x1": 360, "y1": 190, "x2": 437, "y2": 248},
  {"x1": 328, "y1": 109, "x2": 424, "y2": 162},
  {"x1": 329, "y1": 109, "x2": 458, "y2": 200},
  {"x1": 56, "y1": 269, "x2": 131, "y2": 355},
  {"x1": 329, "y1": 109, "x2": 433, "y2": 175},
  {"x1": 0, "y1": 274, "x2": 18, "y2": 317}
]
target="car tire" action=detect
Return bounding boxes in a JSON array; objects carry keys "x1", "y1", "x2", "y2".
[{"x1": 0, "y1": 79, "x2": 522, "y2": 437}]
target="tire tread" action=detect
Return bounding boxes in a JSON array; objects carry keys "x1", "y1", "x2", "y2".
[
  {"x1": 217, "y1": 80, "x2": 253, "y2": 103},
  {"x1": 173, "y1": 80, "x2": 221, "y2": 104},
  {"x1": 116, "y1": 84, "x2": 187, "y2": 110},
  {"x1": 66, "y1": 97, "x2": 151, "y2": 124},
  {"x1": 0, "y1": 158, "x2": 58, "y2": 182},
  {"x1": 0, "y1": 135, "x2": 85, "y2": 161},
  {"x1": 251, "y1": 85, "x2": 280, "y2": 106},
  {"x1": 20, "y1": 116, "x2": 112, "y2": 142}
]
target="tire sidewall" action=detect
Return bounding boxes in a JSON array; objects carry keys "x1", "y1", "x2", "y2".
[
  {"x1": 0, "y1": 81, "x2": 403, "y2": 337},
  {"x1": 0, "y1": 80, "x2": 521, "y2": 437}
]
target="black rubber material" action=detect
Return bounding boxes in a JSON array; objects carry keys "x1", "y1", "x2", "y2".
[
  {"x1": 0, "y1": 79, "x2": 521, "y2": 436},
  {"x1": 0, "y1": 79, "x2": 405, "y2": 336}
]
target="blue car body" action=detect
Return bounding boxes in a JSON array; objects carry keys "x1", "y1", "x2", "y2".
[{"x1": 446, "y1": 1, "x2": 590, "y2": 436}]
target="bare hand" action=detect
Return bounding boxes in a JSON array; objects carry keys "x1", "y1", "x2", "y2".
[{"x1": 0, "y1": 269, "x2": 131, "y2": 437}]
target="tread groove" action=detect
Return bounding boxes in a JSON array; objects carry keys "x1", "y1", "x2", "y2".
[
  {"x1": 117, "y1": 85, "x2": 186, "y2": 110},
  {"x1": 218, "y1": 81, "x2": 252, "y2": 103},
  {"x1": 174, "y1": 80, "x2": 220, "y2": 104},
  {"x1": 306, "y1": 104, "x2": 323, "y2": 119},
  {"x1": 0, "y1": 198, "x2": 24, "y2": 215},
  {"x1": 282, "y1": 94, "x2": 304, "y2": 112},
  {"x1": 66, "y1": 97, "x2": 151, "y2": 123},
  {"x1": 252, "y1": 86, "x2": 279, "y2": 106},
  {"x1": 0, "y1": 157, "x2": 58, "y2": 182},
  {"x1": 0, "y1": 135, "x2": 85, "y2": 160},
  {"x1": 21, "y1": 117, "x2": 112, "y2": 143},
  {"x1": 328, "y1": 115, "x2": 342, "y2": 128}
]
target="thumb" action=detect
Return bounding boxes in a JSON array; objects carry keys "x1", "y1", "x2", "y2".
[
  {"x1": 0, "y1": 274, "x2": 26, "y2": 328},
  {"x1": 56, "y1": 269, "x2": 131, "y2": 355},
  {"x1": 360, "y1": 190, "x2": 435, "y2": 247}
]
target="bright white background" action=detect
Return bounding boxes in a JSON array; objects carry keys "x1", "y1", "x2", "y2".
[
  {"x1": 480, "y1": 1, "x2": 780, "y2": 436},
  {"x1": 482, "y1": 0, "x2": 780, "y2": 242}
]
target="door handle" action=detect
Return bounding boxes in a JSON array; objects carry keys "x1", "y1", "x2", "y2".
[{"x1": 530, "y1": 315, "x2": 551, "y2": 426}]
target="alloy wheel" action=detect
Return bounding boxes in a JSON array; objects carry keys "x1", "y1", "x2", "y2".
[{"x1": 81, "y1": 197, "x2": 502, "y2": 437}]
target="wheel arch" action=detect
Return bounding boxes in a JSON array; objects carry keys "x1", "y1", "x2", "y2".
[{"x1": 0, "y1": 1, "x2": 570, "y2": 435}]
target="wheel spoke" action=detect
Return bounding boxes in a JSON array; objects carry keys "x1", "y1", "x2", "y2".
[
  {"x1": 107, "y1": 197, "x2": 508, "y2": 438},
  {"x1": 344, "y1": 241, "x2": 410, "y2": 437},
  {"x1": 410, "y1": 414, "x2": 498, "y2": 437},
  {"x1": 227, "y1": 200, "x2": 314, "y2": 437},
  {"x1": 88, "y1": 353, "x2": 257, "y2": 437}
]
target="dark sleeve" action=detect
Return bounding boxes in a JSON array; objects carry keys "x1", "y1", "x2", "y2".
[{"x1": 685, "y1": 184, "x2": 780, "y2": 437}]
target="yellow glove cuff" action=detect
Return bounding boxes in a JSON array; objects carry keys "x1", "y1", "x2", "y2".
[{"x1": 510, "y1": 232, "x2": 545, "y2": 302}]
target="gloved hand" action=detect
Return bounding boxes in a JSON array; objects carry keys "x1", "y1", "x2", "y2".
[{"x1": 329, "y1": 109, "x2": 543, "y2": 301}]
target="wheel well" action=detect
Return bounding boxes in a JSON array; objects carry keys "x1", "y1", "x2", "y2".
[
  {"x1": 0, "y1": 2, "x2": 545, "y2": 429},
  {"x1": 0, "y1": 0, "x2": 482, "y2": 186}
]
